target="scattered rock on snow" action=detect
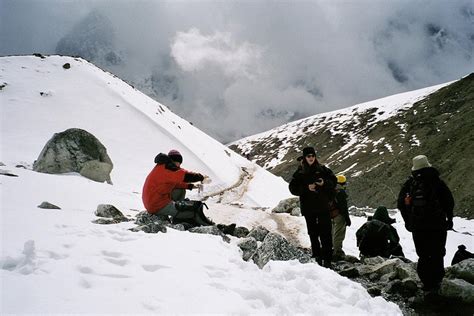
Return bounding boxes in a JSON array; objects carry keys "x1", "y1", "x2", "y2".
[
  {"x1": 95, "y1": 204, "x2": 128, "y2": 222},
  {"x1": 247, "y1": 225, "x2": 270, "y2": 242},
  {"x1": 271, "y1": 197, "x2": 300, "y2": 215},
  {"x1": 0, "y1": 169, "x2": 18, "y2": 177},
  {"x1": 37, "y1": 201, "x2": 61, "y2": 210},
  {"x1": 237, "y1": 237, "x2": 258, "y2": 261}
]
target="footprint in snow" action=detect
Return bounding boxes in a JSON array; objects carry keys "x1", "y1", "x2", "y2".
[
  {"x1": 104, "y1": 258, "x2": 129, "y2": 266},
  {"x1": 142, "y1": 264, "x2": 171, "y2": 272},
  {"x1": 101, "y1": 250, "x2": 123, "y2": 258}
]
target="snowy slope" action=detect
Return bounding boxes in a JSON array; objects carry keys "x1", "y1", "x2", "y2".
[
  {"x1": 1, "y1": 55, "x2": 472, "y2": 314},
  {"x1": 0, "y1": 55, "x2": 403, "y2": 314},
  {"x1": 0, "y1": 55, "x2": 290, "y2": 208}
]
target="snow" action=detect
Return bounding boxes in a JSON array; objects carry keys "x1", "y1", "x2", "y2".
[{"x1": 0, "y1": 55, "x2": 471, "y2": 314}]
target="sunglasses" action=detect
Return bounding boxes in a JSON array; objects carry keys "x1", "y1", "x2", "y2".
[{"x1": 305, "y1": 154, "x2": 316, "y2": 158}]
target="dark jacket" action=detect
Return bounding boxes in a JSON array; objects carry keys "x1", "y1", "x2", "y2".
[
  {"x1": 397, "y1": 167, "x2": 454, "y2": 232},
  {"x1": 356, "y1": 212, "x2": 400, "y2": 258},
  {"x1": 289, "y1": 162, "x2": 336, "y2": 215}
]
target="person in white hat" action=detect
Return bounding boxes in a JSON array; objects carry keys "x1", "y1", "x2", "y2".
[{"x1": 397, "y1": 155, "x2": 454, "y2": 292}]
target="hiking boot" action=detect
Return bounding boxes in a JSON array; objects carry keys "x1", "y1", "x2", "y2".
[{"x1": 322, "y1": 260, "x2": 332, "y2": 269}]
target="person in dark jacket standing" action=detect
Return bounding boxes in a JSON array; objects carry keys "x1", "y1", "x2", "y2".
[
  {"x1": 330, "y1": 175, "x2": 351, "y2": 260},
  {"x1": 397, "y1": 155, "x2": 454, "y2": 291},
  {"x1": 289, "y1": 146, "x2": 337, "y2": 267},
  {"x1": 356, "y1": 206, "x2": 404, "y2": 258}
]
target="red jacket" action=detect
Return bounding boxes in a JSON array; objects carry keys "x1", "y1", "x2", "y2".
[{"x1": 142, "y1": 154, "x2": 204, "y2": 213}]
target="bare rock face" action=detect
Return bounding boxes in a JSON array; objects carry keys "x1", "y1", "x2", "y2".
[{"x1": 33, "y1": 128, "x2": 113, "y2": 183}]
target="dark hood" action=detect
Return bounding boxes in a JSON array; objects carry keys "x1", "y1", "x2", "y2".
[
  {"x1": 373, "y1": 206, "x2": 396, "y2": 224},
  {"x1": 154, "y1": 153, "x2": 179, "y2": 171}
]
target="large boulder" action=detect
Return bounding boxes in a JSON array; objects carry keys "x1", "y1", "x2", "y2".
[
  {"x1": 271, "y1": 197, "x2": 300, "y2": 215},
  {"x1": 252, "y1": 232, "x2": 311, "y2": 268},
  {"x1": 445, "y1": 258, "x2": 474, "y2": 284},
  {"x1": 33, "y1": 128, "x2": 113, "y2": 183}
]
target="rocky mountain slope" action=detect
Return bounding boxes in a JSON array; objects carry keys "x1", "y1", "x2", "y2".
[{"x1": 230, "y1": 74, "x2": 474, "y2": 219}]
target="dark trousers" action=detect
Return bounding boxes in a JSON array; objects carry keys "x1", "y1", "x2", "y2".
[
  {"x1": 413, "y1": 230, "x2": 447, "y2": 289},
  {"x1": 304, "y1": 211, "x2": 333, "y2": 261}
]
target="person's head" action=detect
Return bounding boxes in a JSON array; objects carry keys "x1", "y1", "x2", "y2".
[
  {"x1": 298, "y1": 147, "x2": 317, "y2": 166},
  {"x1": 336, "y1": 174, "x2": 347, "y2": 186},
  {"x1": 412, "y1": 155, "x2": 431, "y2": 171},
  {"x1": 373, "y1": 206, "x2": 396, "y2": 224},
  {"x1": 168, "y1": 149, "x2": 183, "y2": 167}
]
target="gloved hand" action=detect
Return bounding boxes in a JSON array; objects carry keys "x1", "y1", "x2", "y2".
[
  {"x1": 446, "y1": 219, "x2": 454, "y2": 230},
  {"x1": 194, "y1": 183, "x2": 204, "y2": 193}
]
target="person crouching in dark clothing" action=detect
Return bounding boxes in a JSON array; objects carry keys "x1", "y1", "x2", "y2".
[
  {"x1": 356, "y1": 206, "x2": 404, "y2": 258},
  {"x1": 397, "y1": 155, "x2": 454, "y2": 292},
  {"x1": 289, "y1": 146, "x2": 337, "y2": 268}
]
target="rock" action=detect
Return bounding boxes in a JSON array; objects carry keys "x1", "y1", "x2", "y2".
[
  {"x1": 252, "y1": 232, "x2": 311, "y2": 269},
  {"x1": 188, "y1": 226, "x2": 231, "y2": 243},
  {"x1": 63, "y1": 63, "x2": 71, "y2": 69},
  {"x1": 92, "y1": 218, "x2": 121, "y2": 225},
  {"x1": 79, "y1": 160, "x2": 113, "y2": 184},
  {"x1": 445, "y1": 258, "x2": 474, "y2": 283},
  {"x1": 135, "y1": 211, "x2": 170, "y2": 226},
  {"x1": 367, "y1": 286, "x2": 382, "y2": 296},
  {"x1": 238, "y1": 237, "x2": 258, "y2": 261},
  {"x1": 247, "y1": 225, "x2": 270, "y2": 242},
  {"x1": 129, "y1": 223, "x2": 167, "y2": 233},
  {"x1": 233, "y1": 226, "x2": 250, "y2": 238},
  {"x1": 271, "y1": 197, "x2": 299, "y2": 214},
  {"x1": 290, "y1": 207, "x2": 302, "y2": 217},
  {"x1": 37, "y1": 201, "x2": 61, "y2": 210},
  {"x1": 339, "y1": 267, "x2": 360, "y2": 278},
  {"x1": 384, "y1": 278, "x2": 418, "y2": 297},
  {"x1": 33, "y1": 128, "x2": 113, "y2": 183},
  {"x1": 217, "y1": 223, "x2": 236, "y2": 235},
  {"x1": 344, "y1": 255, "x2": 360, "y2": 263},
  {"x1": 439, "y1": 278, "x2": 474, "y2": 304},
  {"x1": 361, "y1": 256, "x2": 386, "y2": 265},
  {"x1": 95, "y1": 204, "x2": 127, "y2": 221}
]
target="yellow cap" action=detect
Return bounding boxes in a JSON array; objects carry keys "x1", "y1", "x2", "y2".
[{"x1": 336, "y1": 175, "x2": 346, "y2": 184}]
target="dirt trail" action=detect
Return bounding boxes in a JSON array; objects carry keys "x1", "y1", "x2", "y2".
[{"x1": 201, "y1": 167, "x2": 254, "y2": 204}]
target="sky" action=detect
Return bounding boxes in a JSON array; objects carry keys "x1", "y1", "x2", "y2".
[
  {"x1": 2, "y1": 55, "x2": 473, "y2": 314},
  {"x1": 1, "y1": 0, "x2": 473, "y2": 142}
]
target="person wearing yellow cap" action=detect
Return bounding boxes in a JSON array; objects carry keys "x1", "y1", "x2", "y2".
[{"x1": 329, "y1": 174, "x2": 351, "y2": 260}]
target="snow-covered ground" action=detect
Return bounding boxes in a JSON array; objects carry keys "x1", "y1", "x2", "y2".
[{"x1": 1, "y1": 56, "x2": 472, "y2": 314}]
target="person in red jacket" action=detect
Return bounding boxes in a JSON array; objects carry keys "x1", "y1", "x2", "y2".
[{"x1": 142, "y1": 150, "x2": 211, "y2": 225}]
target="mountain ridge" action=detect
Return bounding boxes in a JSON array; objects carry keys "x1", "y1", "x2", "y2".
[{"x1": 230, "y1": 74, "x2": 474, "y2": 218}]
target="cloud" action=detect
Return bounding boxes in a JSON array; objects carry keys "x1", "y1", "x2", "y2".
[
  {"x1": 171, "y1": 28, "x2": 263, "y2": 79},
  {"x1": 1, "y1": 0, "x2": 473, "y2": 142}
]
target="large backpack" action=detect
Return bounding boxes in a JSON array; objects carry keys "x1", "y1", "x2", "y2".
[{"x1": 406, "y1": 176, "x2": 445, "y2": 231}]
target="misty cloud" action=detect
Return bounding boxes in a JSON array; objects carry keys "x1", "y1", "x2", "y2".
[{"x1": 1, "y1": 0, "x2": 473, "y2": 142}]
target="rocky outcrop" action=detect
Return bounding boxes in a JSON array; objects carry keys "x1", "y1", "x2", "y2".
[
  {"x1": 33, "y1": 128, "x2": 113, "y2": 184},
  {"x1": 251, "y1": 232, "x2": 312, "y2": 268}
]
